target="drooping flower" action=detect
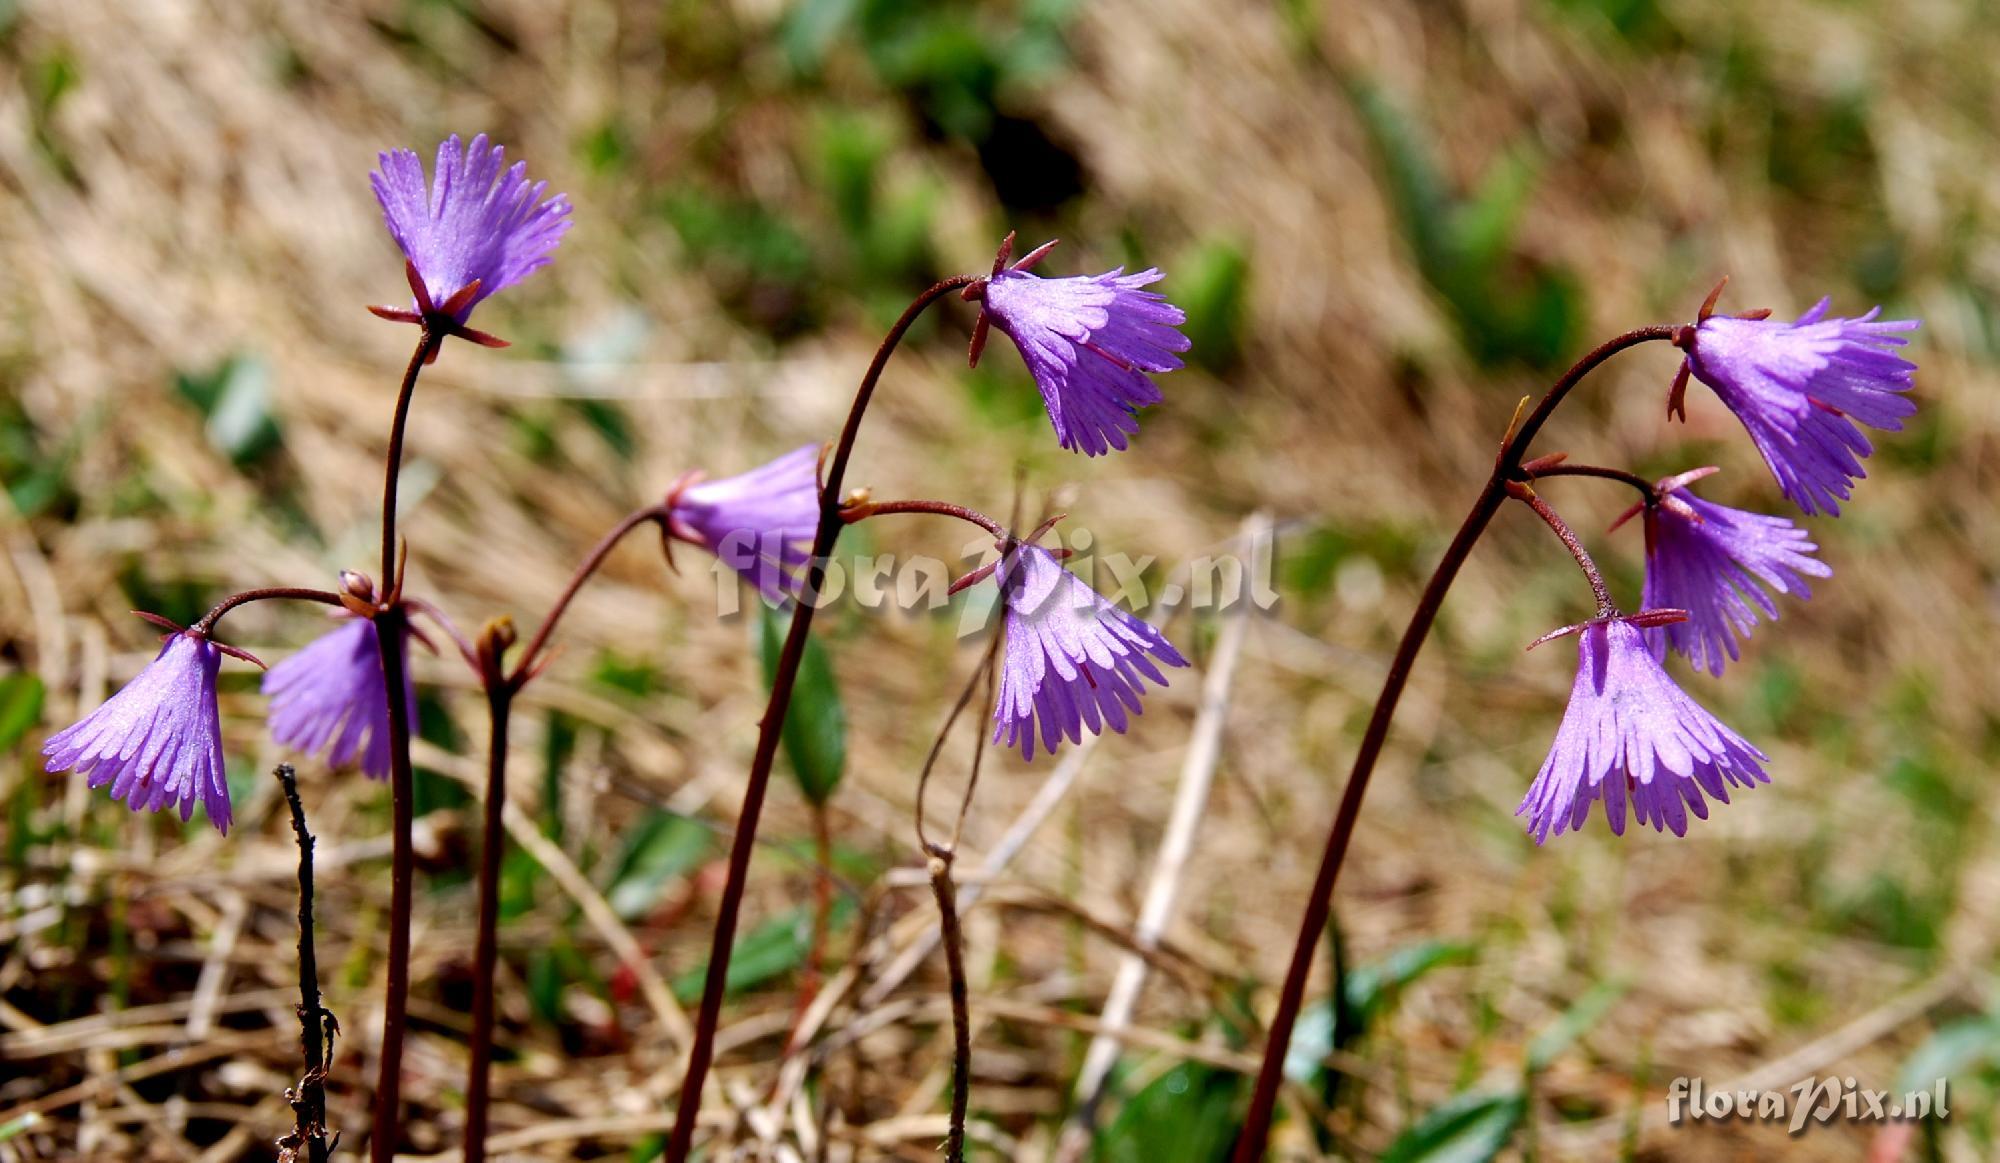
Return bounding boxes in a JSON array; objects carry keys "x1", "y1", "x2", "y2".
[
  {"x1": 1635, "y1": 470, "x2": 1831, "y2": 676},
  {"x1": 991, "y1": 543, "x2": 1187, "y2": 759},
  {"x1": 370, "y1": 133, "x2": 572, "y2": 325},
  {"x1": 263, "y1": 617, "x2": 414, "y2": 781},
  {"x1": 43, "y1": 630, "x2": 232, "y2": 833},
  {"x1": 1519, "y1": 617, "x2": 1768, "y2": 843},
  {"x1": 667, "y1": 444, "x2": 823, "y2": 602},
  {"x1": 967, "y1": 236, "x2": 1190, "y2": 457},
  {"x1": 1681, "y1": 301, "x2": 1918, "y2": 516}
]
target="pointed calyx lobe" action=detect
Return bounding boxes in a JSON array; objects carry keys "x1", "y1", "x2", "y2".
[{"x1": 1519, "y1": 618, "x2": 1767, "y2": 843}]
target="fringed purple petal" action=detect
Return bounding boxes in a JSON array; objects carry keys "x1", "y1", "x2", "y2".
[
  {"x1": 671, "y1": 444, "x2": 823, "y2": 602},
  {"x1": 1517, "y1": 619, "x2": 1767, "y2": 843},
  {"x1": 263, "y1": 617, "x2": 413, "y2": 781},
  {"x1": 981, "y1": 262, "x2": 1190, "y2": 457},
  {"x1": 371, "y1": 133, "x2": 573, "y2": 322},
  {"x1": 43, "y1": 633, "x2": 232, "y2": 833},
  {"x1": 1687, "y1": 302, "x2": 1919, "y2": 515},
  {"x1": 1641, "y1": 488, "x2": 1831, "y2": 675},
  {"x1": 991, "y1": 545, "x2": 1186, "y2": 759}
]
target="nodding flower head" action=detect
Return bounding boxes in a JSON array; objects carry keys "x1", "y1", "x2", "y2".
[
  {"x1": 1681, "y1": 299, "x2": 1918, "y2": 516},
  {"x1": 1518, "y1": 616, "x2": 1768, "y2": 844},
  {"x1": 666, "y1": 444, "x2": 824, "y2": 602},
  {"x1": 1636, "y1": 470, "x2": 1830, "y2": 676},
  {"x1": 43, "y1": 627, "x2": 232, "y2": 833},
  {"x1": 370, "y1": 133, "x2": 572, "y2": 328},
  {"x1": 264, "y1": 616, "x2": 415, "y2": 781},
  {"x1": 991, "y1": 543, "x2": 1187, "y2": 759},
  {"x1": 966, "y1": 236, "x2": 1190, "y2": 457}
]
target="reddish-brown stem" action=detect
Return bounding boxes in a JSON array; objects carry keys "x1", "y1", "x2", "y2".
[
  {"x1": 665, "y1": 275, "x2": 975, "y2": 1163},
  {"x1": 275, "y1": 764, "x2": 333, "y2": 1163},
  {"x1": 463, "y1": 673, "x2": 514, "y2": 1163},
  {"x1": 929, "y1": 852, "x2": 971, "y2": 1163},
  {"x1": 189, "y1": 588, "x2": 343, "y2": 636},
  {"x1": 1525, "y1": 462, "x2": 1657, "y2": 501},
  {"x1": 509, "y1": 503, "x2": 671, "y2": 686},
  {"x1": 1232, "y1": 325, "x2": 1677, "y2": 1159},
  {"x1": 381, "y1": 329, "x2": 442, "y2": 587},
  {"x1": 1510, "y1": 486, "x2": 1617, "y2": 618},
  {"x1": 368, "y1": 605, "x2": 417, "y2": 1163},
  {"x1": 840, "y1": 499, "x2": 1008, "y2": 539}
]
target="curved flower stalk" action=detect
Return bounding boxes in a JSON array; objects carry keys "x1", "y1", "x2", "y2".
[
  {"x1": 665, "y1": 444, "x2": 823, "y2": 602},
  {"x1": 1680, "y1": 300, "x2": 1918, "y2": 515},
  {"x1": 1633, "y1": 469, "x2": 1830, "y2": 675},
  {"x1": 43, "y1": 628, "x2": 232, "y2": 833},
  {"x1": 264, "y1": 615, "x2": 416, "y2": 781},
  {"x1": 991, "y1": 543, "x2": 1187, "y2": 759},
  {"x1": 369, "y1": 133, "x2": 572, "y2": 338},
  {"x1": 965, "y1": 235, "x2": 1190, "y2": 456},
  {"x1": 1520, "y1": 617, "x2": 1769, "y2": 843}
]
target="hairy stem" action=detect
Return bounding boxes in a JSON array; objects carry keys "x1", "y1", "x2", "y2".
[
  {"x1": 1232, "y1": 325, "x2": 1677, "y2": 1160},
  {"x1": 665, "y1": 275, "x2": 973, "y2": 1163},
  {"x1": 276, "y1": 764, "x2": 332, "y2": 1163},
  {"x1": 1510, "y1": 487, "x2": 1617, "y2": 618},
  {"x1": 369, "y1": 606, "x2": 417, "y2": 1163},
  {"x1": 463, "y1": 677, "x2": 514, "y2": 1163}
]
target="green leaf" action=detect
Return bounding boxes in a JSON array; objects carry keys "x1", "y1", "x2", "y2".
[
  {"x1": 173, "y1": 355, "x2": 282, "y2": 466},
  {"x1": 1174, "y1": 237, "x2": 1250, "y2": 372},
  {"x1": 0, "y1": 673, "x2": 46, "y2": 755},
  {"x1": 1342, "y1": 939, "x2": 1475, "y2": 1030},
  {"x1": 672, "y1": 897, "x2": 854, "y2": 1003},
  {"x1": 1380, "y1": 1090, "x2": 1526, "y2": 1163},
  {"x1": 605, "y1": 810, "x2": 711, "y2": 921},
  {"x1": 1094, "y1": 1061, "x2": 1243, "y2": 1162},
  {"x1": 1526, "y1": 979, "x2": 1627, "y2": 1074},
  {"x1": 759, "y1": 606, "x2": 847, "y2": 805},
  {"x1": 1898, "y1": 1015, "x2": 2000, "y2": 1096}
]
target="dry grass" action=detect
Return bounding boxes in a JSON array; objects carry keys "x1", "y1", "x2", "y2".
[{"x1": 1, "y1": 0, "x2": 1997, "y2": 1159}]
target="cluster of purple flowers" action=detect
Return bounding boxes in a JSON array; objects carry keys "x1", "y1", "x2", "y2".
[
  {"x1": 41, "y1": 136, "x2": 1199, "y2": 831},
  {"x1": 1520, "y1": 301, "x2": 1917, "y2": 842}
]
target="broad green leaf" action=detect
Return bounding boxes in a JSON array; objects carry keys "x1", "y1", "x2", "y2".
[
  {"x1": 605, "y1": 810, "x2": 711, "y2": 921},
  {"x1": 1380, "y1": 1090, "x2": 1526, "y2": 1163},
  {"x1": 0, "y1": 673, "x2": 46, "y2": 754},
  {"x1": 1095, "y1": 1061, "x2": 1243, "y2": 1163},
  {"x1": 759, "y1": 606, "x2": 847, "y2": 806},
  {"x1": 1526, "y1": 979, "x2": 1627, "y2": 1074}
]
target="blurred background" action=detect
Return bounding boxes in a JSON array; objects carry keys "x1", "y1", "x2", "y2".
[{"x1": 1, "y1": 0, "x2": 1997, "y2": 1159}]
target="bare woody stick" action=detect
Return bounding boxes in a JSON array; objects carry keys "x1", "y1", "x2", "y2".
[{"x1": 274, "y1": 764, "x2": 335, "y2": 1163}]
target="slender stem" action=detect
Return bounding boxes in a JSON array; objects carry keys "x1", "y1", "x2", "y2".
[
  {"x1": 463, "y1": 679, "x2": 514, "y2": 1163},
  {"x1": 510, "y1": 503, "x2": 670, "y2": 685},
  {"x1": 1511, "y1": 488, "x2": 1617, "y2": 618},
  {"x1": 840, "y1": 499, "x2": 1008, "y2": 539},
  {"x1": 381, "y1": 330, "x2": 441, "y2": 587},
  {"x1": 665, "y1": 275, "x2": 973, "y2": 1163},
  {"x1": 275, "y1": 764, "x2": 332, "y2": 1163},
  {"x1": 929, "y1": 853, "x2": 971, "y2": 1163},
  {"x1": 1526, "y1": 462, "x2": 1657, "y2": 500},
  {"x1": 369, "y1": 605, "x2": 416, "y2": 1163},
  {"x1": 189, "y1": 587, "x2": 343, "y2": 636},
  {"x1": 1232, "y1": 325, "x2": 1677, "y2": 1160}
]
